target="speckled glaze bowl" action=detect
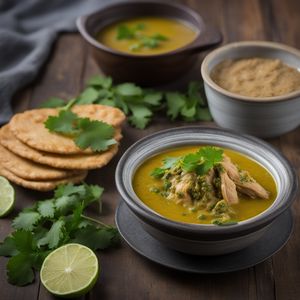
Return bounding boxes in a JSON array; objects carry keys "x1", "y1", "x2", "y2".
[
  {"x1": 201, "y1": 41, "x2": 300, "y2": 138},
  {"x1": 115, "y1": 127, "x2": 298, "y2": 256}
]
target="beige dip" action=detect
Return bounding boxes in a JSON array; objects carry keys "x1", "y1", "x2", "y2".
[{"x1": 211, "y1": 57, "x2": 300, "y2": 98}]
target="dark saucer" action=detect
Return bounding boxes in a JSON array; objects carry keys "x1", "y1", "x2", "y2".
[{"x1": 115, "y1": 201, "x2": 293, "y2": 274}]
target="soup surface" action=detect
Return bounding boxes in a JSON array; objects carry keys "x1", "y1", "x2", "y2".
[
  {"x1": 211, "y1": 57, "x2": 300, "y2": 98},
  {"x1": 97, "y1": 17, "x2": 197, "y2": 55},
  {"x1": 133, "y1": 146, "x2": 277, "y2": 225}
]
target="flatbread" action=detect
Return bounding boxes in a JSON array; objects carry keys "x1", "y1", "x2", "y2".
[
  {"x1": 0, "y1": 125, "x2": 120, "y2": 170},
  {"x1": 0, "y1": 163, "x2": 88, "y2": 191},
  {"x1": 9, "y1": 104, "x2": 126, "y2": 154},
  {"x1": 0, "y1": 144, "x2": 80, "y2": 181}
]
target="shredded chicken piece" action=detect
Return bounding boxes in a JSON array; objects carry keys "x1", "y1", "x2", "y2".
[
  {"x1": 168, "y1": 173, "x2": 195, "y2": 205},
  {"x1": 220, "y1": 171, "x2": 239, "y2": 204},
  {"x1": 221, "y1": 155, "x2": 269, "y2": 199}
]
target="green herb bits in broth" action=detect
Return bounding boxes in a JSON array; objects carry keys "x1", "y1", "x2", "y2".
[
  {"x1": 133, "y1": 146, "x2": 277, "y2": 225},
  {"x1": 97, "y1": 17, "x2": 197, "y2": 55}
]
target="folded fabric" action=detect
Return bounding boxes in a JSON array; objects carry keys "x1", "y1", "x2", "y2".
[{"x1": 0, "y1": 0, "x2": 113, "y2": 125}]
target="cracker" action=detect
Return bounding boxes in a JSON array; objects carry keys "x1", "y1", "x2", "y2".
[
  {"x1": 9, "y1": 104, "x2": 125, "y2": 154},
  {"x1": 0, "y1": 144, "x2": 80, "y2": 181},
  {"x1": 0, "y1": 125, "x2": 120, "y2": 170},
  {"x1": 0, "y1": 163, "x2": 88, "y2": 191}
]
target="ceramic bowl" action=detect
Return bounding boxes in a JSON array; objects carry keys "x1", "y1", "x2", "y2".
[
  {"x1": 201, "y1": 41, "x2": 300, "y2": 138},
  {"x1": 77, "y1": 1, "x2": 222, "y2": 85},
  {"x1": 115, "y1": 127, "x2": 298, "y2": 255}
]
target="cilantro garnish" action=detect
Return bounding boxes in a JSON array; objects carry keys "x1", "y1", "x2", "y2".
[
  {"x1": 116, "y1": 23, "x2": 168, "y2": 51},
  {"x1": 151, "y1": 147, "x2": 224, "y2": 178},
  {"x1": 0, "y1": 183, "x2": 119, "y2": 286},
  {"x1": 44, "y1": 110, "x2": 116, "y2": 152},
  {"x1": 40, "y1": 75, "x2": 211, "y2": 129}
]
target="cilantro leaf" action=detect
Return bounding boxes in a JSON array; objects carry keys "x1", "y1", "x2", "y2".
[
  {"x1": 166, "y1": 92, "x2": 186, "y2": 120},
  {"x1": 127, "y1": 103, "x2": 152, "y2": 129},
  {"x1": 0, "y1": 237, "x2": 19, "y2": 256},
  {"x1": 12, "y1": 212, "x2": 41, "y2": 231},
  {"x1": 143, "y1": 92, "x2": 163, "y2": 106},
  {"x1": 197, "y1": 146, "x2": 223, "y2": 174},
  {"x1": 37, "y1": 220, "x2": 65, "y2": 249},
  {"x1": 37, "y1": 200, "x2": 55, "y2": 218},
  {"x1": 117, "y1": 24, "x2": 135, "y2": 40},
  {"x1": 181, "y1": 102, "x2": 196, "y2": 119},
  {"x1": 44, "y1": 110, "x2": 79, "y2": 135},
  {"x1": 72, "y1": 226, "x2": 119, "y2": 251},
  {"x1": 116, "y1": 83, "x2": 143, "y2": 97},
  {"x1": 152, "y1": 33, "x2": 168, "y2": 41},
  {"x1": 13, "y1": 230, "x2": 36, "y2": 253},
  {"x1": 76, "y1": 87, "x2": 99, "y2": 104},
  {"x1": 150, "y1": 168, "x2": 165, "y2": 178},
  {"x1": 55, "y1": 195, "x2": 77, "y2": 214},
  {"x1": 44, "y1": 110, "x2": 116, "y2": 152},
  {"x1": 40, "y1": 97, "x2": 65, "y2": 108},
  {"x1": 54, "y1": 183, "x2": 86, "y2": 198},
  {"x1": 88, "y1": 76, "x2": 112, "y2": 89},
  {"x1": 7, "y1": 253, "x2": 35, "y2": 286},
  {"x1": 150, "y1": 157, "x2": 180, "y2": 178},
  {"x1": 182, "y1": 153, "x2": 203, "y2": 173},
  {"x1": 75, "y1": 118, "x2": 116, "y2": 151},
  {"x1": 188, "y1": 81, "x2": 206, "y2": 107},
  {"x1": 196, "y1": 107, "x2": 212, "y2": 121}
]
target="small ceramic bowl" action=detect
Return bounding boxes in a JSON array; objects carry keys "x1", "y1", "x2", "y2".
[
  {"x1": 201, "y1": 41, "x2": 300, "y2": 138},
  {"x1": 115, "y1": 127, "x2": 298, "y2": 256},
  {"x1": 77, "y1": 1, "x2": 222, "y2": 85}
]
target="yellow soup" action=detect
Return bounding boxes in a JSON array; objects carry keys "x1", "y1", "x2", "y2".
[
  {"x1": 133, "y1": 146, "x2": 277, "y2": 224},
  {"x1": 97, "y1": 17, "x2": 198, "y2": 55}
]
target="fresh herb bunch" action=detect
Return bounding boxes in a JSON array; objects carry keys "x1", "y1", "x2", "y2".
[
  {"x1": 40, "y1": 76, "x2": 212, "y2": 129},
  {"x1": 44, "y1": 110, "x2": 116, "y2": 152},
  {"x1": 151, "y1": 146, "x2": 224, "y2": 178},
  {"x1": 116, "y1": 23, "x2": 168, "y2": 51},
  {"x1": 0, "y1": 183, "x2": 119, "y2": 286}
]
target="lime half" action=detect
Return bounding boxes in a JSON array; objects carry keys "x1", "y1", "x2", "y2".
[
  {"x1": 0, "y1": 176, "x2": 15, "y2": 217},
  {"x1": 40, "y1": 243, "x2": 99, "y2": 298}
]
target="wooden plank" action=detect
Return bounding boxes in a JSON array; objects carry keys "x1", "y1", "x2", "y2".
[
  {"x1": 0, "y1": 88, "x2": 41, "y2": 300},
  {"x1": 263, "y1": 1, "x2": 300, "y2": 300},
  {"x1": 29, "y1": 34, "x2": 87, "y2": 108},
  {"x1": 222, "y1": 0, "x2": 266, "y2": 42}
]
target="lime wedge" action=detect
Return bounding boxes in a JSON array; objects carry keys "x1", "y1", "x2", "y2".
[
  {"x1": 0, "y1": 176, "x2": 15, "y2": 217},
  {"x1": 40, "y1": 243, "x2": 99, "y2": 297}
]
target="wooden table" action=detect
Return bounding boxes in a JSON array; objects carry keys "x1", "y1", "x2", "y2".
[{"x1": 1, "y1": 0, "x2": 300, "y2": 299}]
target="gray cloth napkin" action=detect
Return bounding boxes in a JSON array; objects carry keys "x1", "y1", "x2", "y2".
[{"x1": 0, "y1": 0, "x2": 112, "y2": 125}]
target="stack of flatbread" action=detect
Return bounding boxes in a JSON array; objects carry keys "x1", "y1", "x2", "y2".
[{"x1": 0, "y1": 105, "x2": 126, "y2": 191}]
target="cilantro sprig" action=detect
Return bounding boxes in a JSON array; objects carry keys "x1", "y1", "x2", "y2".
[
  {"x1": 116, "y1": 23, "x2": 168, "y2": 52},
  {"x1": 40, "y1": 76, "x2": 211, "y2": 129},
  {"x1": 44, "y1": 110, "x2": 116, "y2": 152},
  {"x1": 151, "y1": 146, "x2": 224, "y2": 177},
  {"x1": 0, "y1": 183, "x2": 119, "y2": 286}
]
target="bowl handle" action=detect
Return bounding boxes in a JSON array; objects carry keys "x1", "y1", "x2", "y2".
[{"x1": 183, "y1": 26, "x2": 223, "y2": 54}]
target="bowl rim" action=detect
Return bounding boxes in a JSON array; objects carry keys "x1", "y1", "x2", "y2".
[
  {"x1": 115, "y1": 126, "x2": 298, "y2": 238},
  {"x1": 201, "y1": 40, "x2": 300, "y2": 103},
  {"x1": 76, "y1": 0, "x2": 206, "y2": 58}
]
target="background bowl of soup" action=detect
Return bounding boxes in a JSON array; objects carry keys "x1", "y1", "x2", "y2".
[
  {"x1": 115, "y1": 127, "x2": 298, "y2": 255},
  {"x1": 77, "y1": 1, "x2": 222, "y2": 85},
  {"x1": 201, "y1": 41, "x2": 300, "y2": 138}
]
